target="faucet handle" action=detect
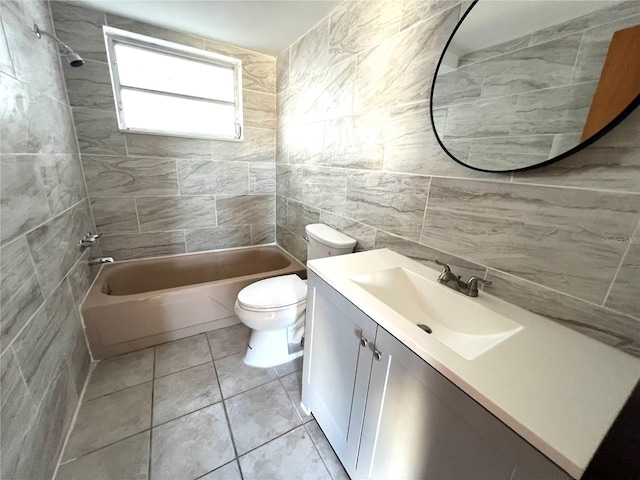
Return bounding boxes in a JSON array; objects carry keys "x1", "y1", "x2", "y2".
[
  {"x1": 466, "y1": 277, "x2": 492, "y2": 290},
  {"x1": 434, "y1": 259, "x2": 451, "y2": 272}
]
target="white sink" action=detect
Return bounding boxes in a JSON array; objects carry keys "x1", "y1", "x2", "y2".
[{"x1": 351, "y1": 267, "x2": 523, "y2": 360}]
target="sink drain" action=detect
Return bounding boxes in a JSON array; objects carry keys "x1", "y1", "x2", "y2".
[{"x1": 418, "y1": 324, "x2": 432, "y2": 334}]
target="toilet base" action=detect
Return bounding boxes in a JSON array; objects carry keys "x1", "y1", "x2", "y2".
[{"x1": 243, "y1": 329, "x2": 303, "y2": 368}]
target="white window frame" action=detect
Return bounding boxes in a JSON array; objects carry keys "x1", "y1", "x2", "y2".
[{"x1": 103, "y1": 26, "x2": 243, "y2": 141}]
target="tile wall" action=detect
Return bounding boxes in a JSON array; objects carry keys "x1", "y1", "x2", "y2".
[
  {"x1": 50, "y1": 2, "x2": 277, "y2": 261},
  {"x1": 275, "y1": 0, "x2": 640, "y2": 356},
  {"x1": 433, "y1": 2, "x2": 640, "y2": 170},
  {"x1": 0, "y1": 1, "x2": 96, "y2": 477}
]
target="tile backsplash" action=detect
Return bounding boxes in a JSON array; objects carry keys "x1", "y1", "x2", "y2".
[
  {"x1": 275, "y1": 0, "x2": 640, "y2": 356},
  {"x1": 50, "y1": 2, "x2": 277, "y2": 261}
]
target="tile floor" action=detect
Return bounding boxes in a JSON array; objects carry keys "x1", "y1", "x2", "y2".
[{"x1": 55, "y1": 323, "x2": 348, "y2": 480}]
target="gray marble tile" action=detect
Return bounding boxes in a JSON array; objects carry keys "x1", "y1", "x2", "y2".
[
  {"x1": 482, "y1": 33, "x2": 581, "y2": 99},
  {"x1": 73, "y1": 107, "x2": 127, "y2": 156},
  {"x1": 252, "y1": 223, "x2": 276, "y2": 244},
  {"x1": 512, "y1": 82, "x2": 597, "y2": 136},
  {"x1": 485, "y1": 269, "x2": 640, "y2": 357},
  {"x1": 0, "y1": 17, "x2": 13, "y2": 77},
  {"x1": 276, "y1": 128, "x2": 288, "y2": 164},
  {"x1": 211, "y1": 126, "x2": 275, "y2": 163},
  {"x1": 50, "y1": 1, "x2": 107, "y2": 62},
  {"x1": 305, "y1": 420, "x2": 349, "y2": 480},
  {"x1": 592, "y1": 107, "x2": 640, "y2": 149},
  {"x1": 63, "y1": 59, "x2": 113, "y2": 109},
  {"x1": 287, "y1": 200, "x2": 320, "y2": 238},
  {"x1": 549, "y1": 133, "x2": 583, "y2": 158},
  {"x1": 573, "y1": 14, "x2": 640, "y2": 84},
  {"x1": 287, "y1": 121, "x2": 325, "y2": 166},
  {"x1": 329, "y1": 0, "x2": 401, "y2": 65},
  {"x1": 65, "y1": 309, "x2": 91, "y2": 396},
  {"x1": 0, "y1": 347, "x2": 37, "y2": 479},
  {"x1": 433, "y1": 61, "x2": 486, "y2": 106},
  {"x1": 63, "y1": 382, "x2": 152, "y2": 461},
  {"x1": 401, "y1": 0, "x2": 460, "y2": 32},
  {"x1": 320, "y1": 211, "x2": 376, "y2": 252},
  {"x1": 226, "y1": 379, "x2": 301, "y2": 454},
  {"x1": 151, "y1": 403, "x2": 234, "y2": 480},
  {"x1": 0, "y1": 237, "x2": 44, "y2": 352},
  {"x1": 1, "y1": 0, "x2": 67, "y2": 102},
  {"x1": 443, "y1": 95, "x2": 517, "y2": 139},
  {"x1": 12, "y1": 281, "x2": 79, "y2": 404},
  {"x1": 26, "y1": 200, "x2": 94, "y2": 296},
  {"x1": 530, "y1": 2, "x2": 640, "y2": 46},
  {"x1": 276, "y1": 195, "x2": 288, "y2": 227},
  {"x1": 280, "y1": 371, "x2": 313, "y2": 423},
  {"x1": 276, "y1": 226, "x2": 308, "y2": 264},
  {"x1": 465, "y1": 151, "x2": 549, "y2": 172},
  {"x1": 0, "y1": 155, "x2": 50, "y2": 244},
  {"x1": 206, "y1": 323, "x2": 251, "y2": 360},
  {"x1": 250, "y1": 162, "x2": 276, "y2": 194},
  {"x1": 205, "y1": 40, "x2": 276, "y2": 95},
  {"x1": 83, "y1": 155, "x2": 179, "y2": 197},
  {"x1": 276, "y1": 48, "x2": 289, "y2": 94},
  {"x1": 99, "y1": 231, "x2": 186, "y2": 261},
  {"x1": 512, "y1": 146, "x2": 640, "y2": 192},
  {"x1": 178, "y1": 159, "x2": 249, "y2": 196},
  {"x1": 1, "y1": 73, "x2": 77, "y2": 155},
  {"x1": 90, "y1": 197, "x2": 139, "y2": 234},
  {"x1": 375, "y1": 230, "x2": 487, "y2": 280},
  {"x1": 289, "y1": 19, "x2": 330, "y2": 87},
  {"x1": 606, "y1": 238, "x2": 640, "y2": 320},
  {"x1": 238, "y1": 426, "x2": 329, "y2": 480},
  {"x1": 66, "y1": 249, "x2": 101, "y2": 306},
  {"x1": 85, "y1": 348, "x2": 154, "y2": 401},
  {"x1": 421, "y1": 178, "x2": 640, "y2": 304},
  {"x1": 126, "y1": 133, "x2": 212, "y2": 160},
  {"x1": 354, "y1": 6, "x2": 458, "y2": 113},
  {"x1": 56, "y1": 431, "x2": 150, "y2": 480},
  {"x1": 37, "y1": 153, "x2": 87, "y2": 217},
  {"x1": 106, "y1": 13, "x2": 204, "y2": 49},
  {"x1": 462, "y1": 136, "x2": 554, "y2": 171},
  {"x1": 244, "y1": 89, "x2": 276, "y2": 130},
  {"x1": 215, "y1": 352, "x2": 278, "y2": 398},
  {"x1": 302, "y1": 166, "x2": 347, "y2": 215},
  {"x1": 186, "y1": 225, "x2": 251, "y2": 253},
  {"x1": 458, "y1": 34, "x2": 531, "y2": 67},
  {"x1": 346, "y1": 171, "x2": 430, "y2": 241},
  {"x1": 216, "y1": 194, "x2": 275, "y2": 226},
  {"x1": 18, "y1": 362, "x2": 78, "y2": 480},
  {"x1": 276, "y1": 163, "x2": 304, "y2": 201},
  {"x1": 155, "y1": 334, "x2": 212, "y2": 377},
  {"x1": 274, "y1": 356, "x2": 303, "y2": 377},
  {"x1": 136, "y1": 196, "x2": 217, "y2": 232},
  {"x1": 153, "y1": 362, "x2": 221, "y2": 425},
  {"x1": 324, "y1": 112, "x2": 388, "y2": 170},
  {"x1": 200, "y1": 461, "x2": 242, "y2": 480}
]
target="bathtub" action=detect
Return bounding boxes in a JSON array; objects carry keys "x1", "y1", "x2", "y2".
[{"x1": 82, "y1": 245, "x2": 306, "y2": 359}]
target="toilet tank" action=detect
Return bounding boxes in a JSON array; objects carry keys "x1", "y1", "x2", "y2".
[{"x1": 305, "y1": 223, "x2": 357, "y2": 261}]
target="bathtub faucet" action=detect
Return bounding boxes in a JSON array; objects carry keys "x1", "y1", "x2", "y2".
[{"x1": 88, "y1": 256, "x2": 114, "y2": 265}]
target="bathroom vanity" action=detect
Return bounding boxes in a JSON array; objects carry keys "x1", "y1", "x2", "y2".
[{"x1": 301, "y1": 250, "x2": 640, "y2": 480}]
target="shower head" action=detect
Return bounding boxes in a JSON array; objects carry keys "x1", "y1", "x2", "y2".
[{"x1": 33, "y1": 23, "x2": 85, "y2": 67}]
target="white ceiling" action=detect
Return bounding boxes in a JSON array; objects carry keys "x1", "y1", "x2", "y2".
[
  {"x1": 451, "y1": 1, "x2": 615, "y2": 56},
  {"x1": 80, "y1": 0, "x2": 340, "y2": 56}
]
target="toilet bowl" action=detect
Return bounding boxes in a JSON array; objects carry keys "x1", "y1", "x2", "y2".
[{"x1": 235, "y1": 224, "x2": 356, "y2": 368}]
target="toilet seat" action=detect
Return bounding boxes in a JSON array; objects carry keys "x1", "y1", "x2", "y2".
[{"x1": 237, "y1": 274, "x2": 307, "y2": 311}]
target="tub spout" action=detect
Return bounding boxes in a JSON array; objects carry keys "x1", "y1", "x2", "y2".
[{"x1": 89, "y1": 256, "x2": 114, "y2": 265}]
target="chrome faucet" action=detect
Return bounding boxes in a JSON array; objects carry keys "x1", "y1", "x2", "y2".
[
  {"x1": 79, "y1": 232, "x2": 102, "y2": 249},
  {"x1": 88, "y1": 256, "x2": 114, "y2": 265},
  {"x1": 435, "y1": 260, "x2": 491, "y2": 297}
]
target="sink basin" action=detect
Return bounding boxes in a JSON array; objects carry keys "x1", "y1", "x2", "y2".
[{"x1": 351, "y1": 267, "x2": 523, "y2": 360}]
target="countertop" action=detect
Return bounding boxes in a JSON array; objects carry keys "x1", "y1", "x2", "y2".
[{"x1": 307, "y1": 249, "x2": 640, "y2": 479}]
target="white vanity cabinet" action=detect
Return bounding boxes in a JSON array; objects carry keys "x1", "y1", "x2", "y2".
[{"x1": 302, "y1": 272, "x2": 571, "y2": 480}]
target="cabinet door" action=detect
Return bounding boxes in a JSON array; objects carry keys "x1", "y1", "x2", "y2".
[
  {"x1": 358, "y1": 328, "x2": 569, "y2": 480},
  {"x1": 302, "y1": 272, "x2": 378, "y2": 476}
]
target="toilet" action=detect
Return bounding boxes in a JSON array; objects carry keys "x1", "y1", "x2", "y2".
[{"x1": 234, "y1": 224, "x2": 357, "y2": 367}]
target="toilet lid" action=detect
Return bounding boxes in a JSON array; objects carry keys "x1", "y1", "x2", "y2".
[{"x1": 237, "y1": 274, "x2": 307, "y2": 310}]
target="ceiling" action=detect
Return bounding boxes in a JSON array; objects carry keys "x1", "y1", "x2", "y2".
[{"x1": 80, "y1": 0, "x2": 340, "y2": 56}]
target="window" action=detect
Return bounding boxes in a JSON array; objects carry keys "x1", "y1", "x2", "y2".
[{"x1": 103, "y1": 26, "x2": 243, "y2": 140}]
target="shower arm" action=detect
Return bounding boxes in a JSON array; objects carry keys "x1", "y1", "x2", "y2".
[{"x1": 33, "y1": 23, "x2": 73, "y2": 54}]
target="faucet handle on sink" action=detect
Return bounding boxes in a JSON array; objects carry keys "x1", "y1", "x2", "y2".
[
  {"x1": 466, "y1": 277, "x2": 492, "y2": 296},
  {"x1": 435, "y1": 259, "x2": 451, "y2": 272}
]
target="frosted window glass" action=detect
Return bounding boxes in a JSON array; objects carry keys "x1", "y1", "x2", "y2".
[
  {"x1": 114, "y1": 43, "x2": 235, "y2": 102},
  {"x1": 121, "y1": 89, "x2": 236, "y2": 138}
]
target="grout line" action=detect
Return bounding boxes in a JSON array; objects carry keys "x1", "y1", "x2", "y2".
[
  {"x1": 147, "y1": 348, "x2": 156, "y2": 480},
  {"x1": 58, "y1": 428, "x2": 151, "y2": 467},
  {"x1": 601, "y1": 217, "x2": 640, "y2": 307},
  {"x1": 418, "y1": 176, "x2": 433, "y2": 244},
  {"x1": 303, "y1": 421, "x2": 337, "y2": 480},
  {"x1": 569, "y1": 31, "x2": 586, "y2": 85}
]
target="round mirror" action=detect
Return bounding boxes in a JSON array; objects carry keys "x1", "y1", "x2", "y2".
[{"x1": 430, "y1": 0, "x2": 640, "y2": 172}]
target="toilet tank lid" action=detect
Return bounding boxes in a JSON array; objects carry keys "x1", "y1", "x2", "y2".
[
  {"x1": 305, "y1": 224, "x2": 357, "y2": 249},
  {"x1": 237, "y1": 274, "x2": 307, "y2": 310}
]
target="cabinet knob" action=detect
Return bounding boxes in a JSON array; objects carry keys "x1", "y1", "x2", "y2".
[
  {"x1": 360, "y1": 337, "x2": 369, "y2": 347},
  {"x1": 374, "y1": 350, "x2": 383, "y2": 361}
]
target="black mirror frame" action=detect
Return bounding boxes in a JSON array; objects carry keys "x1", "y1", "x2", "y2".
[{"x1": 429, "y1": 0, "x2": 640, "y2": 173}]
